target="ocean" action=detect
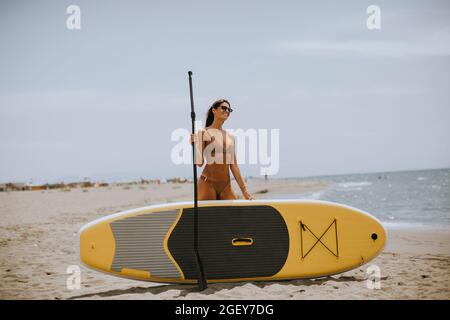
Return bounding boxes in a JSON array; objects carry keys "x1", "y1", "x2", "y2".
[{"x1": 288, "y1": 168, "x2": 450, "y2": 228}]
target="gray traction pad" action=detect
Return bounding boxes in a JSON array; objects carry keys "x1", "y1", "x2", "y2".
[{"x1": 110, "y1": 210, "x2": 181, "y2": 279}]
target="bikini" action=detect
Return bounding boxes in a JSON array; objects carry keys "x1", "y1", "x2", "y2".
[{"x1": 200, "y1": 128, "x2": 235, "y2": 199}]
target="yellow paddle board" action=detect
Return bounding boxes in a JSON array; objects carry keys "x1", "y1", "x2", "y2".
[{"x1": 79, "y1": 200, "x2": 386, "y2": 283}]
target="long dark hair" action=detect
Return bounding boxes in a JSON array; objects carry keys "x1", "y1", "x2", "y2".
[{"x1": 205, "y1": 99, "x2": 230, "y2": 127}]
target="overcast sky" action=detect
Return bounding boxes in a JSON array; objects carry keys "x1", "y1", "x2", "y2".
[{"x1": 1, "y1": 0, "x2": 449, "y2": 184}]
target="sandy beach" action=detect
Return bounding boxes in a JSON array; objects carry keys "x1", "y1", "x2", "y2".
[{"x1": 0, "y1": 179, "x2": 449, "y2": 300}]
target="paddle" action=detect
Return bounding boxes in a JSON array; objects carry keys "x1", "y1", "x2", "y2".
[{"x1": 188, "y1": 71, "x2": 208, "y2": 291}]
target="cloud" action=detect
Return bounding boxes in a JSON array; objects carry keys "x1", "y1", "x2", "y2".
[{"x1": 272, "y1": 30, "x2": 450, "y2": 57}]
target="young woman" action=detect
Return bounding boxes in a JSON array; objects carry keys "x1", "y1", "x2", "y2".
[{"x1": 191, "y1": 99, "x2": 254, "y2": 200}]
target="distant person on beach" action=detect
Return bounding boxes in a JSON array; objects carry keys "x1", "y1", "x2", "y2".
[{"x1": 191, "y1": 99, "x2": 254, "y2": 200}]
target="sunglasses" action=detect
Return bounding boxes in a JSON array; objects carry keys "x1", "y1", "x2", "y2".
[{"x1": 215, "y1": 105, "x2": 233, "y2": 113}]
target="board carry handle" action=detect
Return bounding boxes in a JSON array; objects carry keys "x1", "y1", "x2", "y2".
[{"x1": 232, "y1": 237, "x2": 254, "y2": 246}]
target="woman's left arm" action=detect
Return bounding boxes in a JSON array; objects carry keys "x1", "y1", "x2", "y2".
[{"x1": 230, "y1": 136, "x2": 254, "y2": 200}]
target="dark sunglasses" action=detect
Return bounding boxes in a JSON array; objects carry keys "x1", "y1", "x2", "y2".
[{"x1": 215, "y1": 105, "x2": 233, "y2": 113}]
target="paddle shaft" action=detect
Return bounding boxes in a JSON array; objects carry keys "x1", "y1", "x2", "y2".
[{"x1": 188, "y1": 71, "x2": 207, "y2": 291}]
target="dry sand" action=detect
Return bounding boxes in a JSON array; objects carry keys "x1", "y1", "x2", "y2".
[{"x1": 0, "y1": 179, "x2": 449, "y2": 300}]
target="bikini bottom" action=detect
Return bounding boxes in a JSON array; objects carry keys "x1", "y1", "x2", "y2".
[{"x1": 199, "y1": 175, "x2": 235, "y2": 200}]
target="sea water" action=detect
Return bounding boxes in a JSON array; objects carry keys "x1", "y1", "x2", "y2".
[{"x1": 279, "y1": 169, "x2": 450, "y2": 228}]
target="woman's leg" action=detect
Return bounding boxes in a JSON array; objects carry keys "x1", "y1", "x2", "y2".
[{"x1": 197, "y1": 178, "x2": 217, "y2": 200}]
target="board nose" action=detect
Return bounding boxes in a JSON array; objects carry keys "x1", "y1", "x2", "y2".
[{"x1": 369, "y1": 220, "x2": 387, "y2": 257}]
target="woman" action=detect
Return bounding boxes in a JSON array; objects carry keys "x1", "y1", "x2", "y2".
[{"x1": 191, "y1": 99, "x2": 254, "y2": 200}]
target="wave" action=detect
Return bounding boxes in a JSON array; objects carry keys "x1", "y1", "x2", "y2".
[{"x1": 337, "y1": 181, "x2": 372, "y2": 188}]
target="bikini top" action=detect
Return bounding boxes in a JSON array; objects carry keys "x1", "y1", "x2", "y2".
[{"x1": 202, "y1": 128, "x2": 235, "y2": 165}]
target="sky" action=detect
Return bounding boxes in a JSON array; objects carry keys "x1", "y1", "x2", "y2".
[{"x1": 0, "y1": 0, "x2": 449, "y2": 184}]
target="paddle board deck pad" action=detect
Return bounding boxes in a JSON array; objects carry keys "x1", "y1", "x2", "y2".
[{"x1": 79, "y1": 200, "x2": 386, "y2": 283}]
